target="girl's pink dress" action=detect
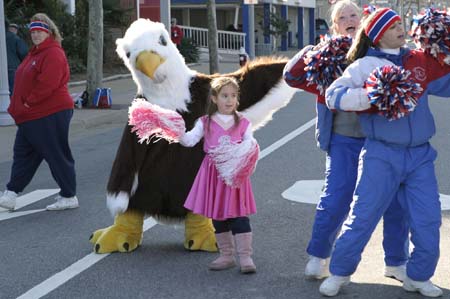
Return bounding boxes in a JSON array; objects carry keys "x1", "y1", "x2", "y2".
[{"x1": 184, "y1": 116, "x2": 257, "y2": 220}]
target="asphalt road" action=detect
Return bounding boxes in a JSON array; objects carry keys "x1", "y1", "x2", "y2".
[{"x1": 0, "y1": 91, "x2": 449, "y2": 299}]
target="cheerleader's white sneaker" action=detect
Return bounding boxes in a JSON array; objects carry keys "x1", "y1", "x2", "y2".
[
  {"x1": 319, "y1": 275, "x2": 350, "y2": 297},
  {"x1": 305, "y1": 256, "x2": 330, "y2": 279},
  {"x1": 0, "y1": 190, "x2": 17, "y2": 210},
  {"x1": 46, "y1": 195, "x2": 79, "y2": 211},
  {"x1": 403, "y1": 277, "x2": 443, "y2": 297},
  {"x1": 384, "y1": 264, "x2": 407, "y2": 282}
]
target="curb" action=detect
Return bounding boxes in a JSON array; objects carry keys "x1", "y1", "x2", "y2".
[
  {"x1": 70, "y1": 109, "x2": 128, "y2": 130},
  {"x1": 68, "y1": 73, "x2": 133, "y2": 87},
  {"x1": 68, "y1": 63, "x2": 199, "y2": 87}
]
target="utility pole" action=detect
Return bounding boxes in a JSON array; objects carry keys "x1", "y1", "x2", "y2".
[
  {"x1": 207, "y1": 0, "x2": 219, "y2": 74},
  {"x1": 86, "y1": 0, "x2": 103, "y2": 105},
  {"x1": 160, "y1": 0, "x2": 170, "y2": 31},
  {"x1": 0, "y1": 0, "x2": 13, "y2": 125}
]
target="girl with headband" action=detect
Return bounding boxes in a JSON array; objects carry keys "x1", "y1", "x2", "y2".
[{"x1": 0, "y1": 13, "x2": 78, "y2": 211}]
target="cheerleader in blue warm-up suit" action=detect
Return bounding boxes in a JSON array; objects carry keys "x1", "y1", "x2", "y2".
[
  {"x1": 321, "y1": 8, "x2": 450, "y2": 297},
  {"x1": 283, "y1": 0, "x2": 408, "y2": 282}
]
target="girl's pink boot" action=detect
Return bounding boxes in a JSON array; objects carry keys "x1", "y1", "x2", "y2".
[
  {"x1": 235, "y1": 232, "x2": 256, "y2": 274},
  {"x1": 208, "y1": 231, "x2": 237, "y2": 270}
]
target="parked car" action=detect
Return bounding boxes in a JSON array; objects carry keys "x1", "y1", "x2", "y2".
[{"x1": 315, "y1": 18, "x2": 330, "y2": 44}]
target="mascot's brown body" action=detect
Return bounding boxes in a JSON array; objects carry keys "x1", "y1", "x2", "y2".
[{"x1": 90, "y1": 19, "x2": 296, "y2": 254}]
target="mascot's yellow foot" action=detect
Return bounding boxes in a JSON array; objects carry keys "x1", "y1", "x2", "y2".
[
  {"x1": 90, "y1": 210, "x2": 144, "y2": 254},
  {"x1": 184, "y1": 212, "x2": 217, "y2": 252}
]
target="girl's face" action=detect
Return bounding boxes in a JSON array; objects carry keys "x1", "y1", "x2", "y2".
[
  {"x1": 334, "y1": 5, "x2": 360, "y2": 38},
  {"x1": 212, "y1": 84, "x2": 238, "y2": 115},
  {"x1": 31, "y1": 30, "x2": 50, "y2": 46},
  {"x1": 378, "y1": 21, "x2": 405, "y2": 49}
]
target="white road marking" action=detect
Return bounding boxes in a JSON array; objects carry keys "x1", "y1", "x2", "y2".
[
  {"x1": 439, "y1": 194, "x2": 450, "y2": 210},
  {"x1": 0, "y1": 189, "x2": 60, "y2": 220},
  {"x1": 259, "y1": 118, "x2": 316, "y2": 160},
  {"x1": 15, "y1": 189, "x2": 60, "y2": 209},
  {"x1": 17, "y1": 119, "x2": 318, "y2": 298},
  {"x1": 282, "y1": 179, "x2": 450, "y2": 211},
  {"x1": 0, "y1": 209, "x2": 47, "y2": 221},
  {"x1": 281, "y1": 180, "x2": 323, "y2": 205},
  {"x1": 16, "y1": 217, "x2": 158, "y2": 299}
]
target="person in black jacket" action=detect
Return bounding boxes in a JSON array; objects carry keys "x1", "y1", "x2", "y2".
[{"x1": 5, "y1": 20, "x2": 28, "y2": 96}]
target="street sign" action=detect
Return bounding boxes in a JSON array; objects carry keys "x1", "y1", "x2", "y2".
[{"x1": 244, "y1": 0, "x2": 258, "y2": 4}]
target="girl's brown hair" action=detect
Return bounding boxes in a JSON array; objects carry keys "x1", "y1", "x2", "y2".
[
  {"x1": 30, "y1": 13, "x2": 63, "y2": 44},
  {"x1": 206, "y1": 77, "x2": 240, "y2": 132},
  {"x1": 346, "y1": 9, "x2": 379, "y2": 63}
]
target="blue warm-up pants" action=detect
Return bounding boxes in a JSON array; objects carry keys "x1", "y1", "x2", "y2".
[
  {"x1": 307, "y1": 134, "x2": 408, "y2": 267},
  {"x1": 330, "y1": 139, "x2": 441, "y2": 281},
  {"x1": 6, "y1": 110, "x2": 76, "y2": 198}
]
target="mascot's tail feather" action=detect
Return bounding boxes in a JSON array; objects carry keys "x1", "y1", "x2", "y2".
[{"x1": 242, "y1": 80, "x2": 297, "y2": 131}]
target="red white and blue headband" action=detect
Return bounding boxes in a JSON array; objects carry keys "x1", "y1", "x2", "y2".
[
  {"x1": 365, "y1": 8, "x2": 401, "y2": 45},
  {"x1": 29, "y1": 21, "x2": 50, "y2": 33}
]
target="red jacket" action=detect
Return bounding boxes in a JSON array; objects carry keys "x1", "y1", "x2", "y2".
[
  {"x1": 8, "y1": 37, "x2": 73, "y2": 124},
  {"x1": 171, "y1": 25, "x2": 183, "y2": 45}
]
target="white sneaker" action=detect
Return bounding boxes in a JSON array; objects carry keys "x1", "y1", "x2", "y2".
[
  {"x1": 319, "y1": 275, "x2": 351, "y2": 297},
  {"x1": 0, "y1": 190, "x2": 17, "y2": 210},
  {"x1": 384, "y1": 264, "x2": 407, "y2": 282},
  {"x1": 46, "y1": 195, "x2": 79, "y2": 211},
  {"x1": 305, "y1": 256, "x2": 330, "y2": 279},
  {"x1": 403, "y1": 277, "x2": 443, "y2": 297}
]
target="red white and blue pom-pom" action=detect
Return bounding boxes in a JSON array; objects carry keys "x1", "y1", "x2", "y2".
[
  {"x1": 208, "y1": 136, "x2": 259, "y2": 188},
  {"x1": 365, "y1": 65, "x2": 423, "y2": 121},
  {"x1": 363, "y1": 4, "x2": 377, "y2": 16},
  {"x1": 410, "y1": 8, "x2": 450, "y2": 66},
  {"x1": 304, "y1": 35, "x2": 352, "y2": 95},
  {"x1": 128, "y1": 98, "x2": 185, "y2": 144}
]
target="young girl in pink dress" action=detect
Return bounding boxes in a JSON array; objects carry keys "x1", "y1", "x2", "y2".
[{"x1": 180, "y1": 77, "x2": 258, "y2": 274}]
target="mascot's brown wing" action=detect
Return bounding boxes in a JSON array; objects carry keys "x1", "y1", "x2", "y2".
[
  {"x1": 208, "y1": 57, "x2": 295, "y2": 130},
  {"x1": 232, "y1": 56, "x2": 289, "y2": 111}
]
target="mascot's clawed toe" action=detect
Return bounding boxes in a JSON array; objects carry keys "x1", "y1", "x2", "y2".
[{"x1": 90, "y1": 19, "x2": 296, "y2": 254}]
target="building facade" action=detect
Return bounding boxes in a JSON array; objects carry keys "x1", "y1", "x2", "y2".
[{"x1": 139, "y1": 0, "x2": 326, "y2": 52}]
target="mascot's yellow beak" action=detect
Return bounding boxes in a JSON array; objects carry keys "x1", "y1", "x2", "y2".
[{"x1": 135, "y1": 50, "x2": 166, "y2": 80}]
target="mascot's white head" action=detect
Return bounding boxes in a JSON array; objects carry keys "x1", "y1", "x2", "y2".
[{"x1": 116, "y1": 18, "x2": 195, "y2": 111}]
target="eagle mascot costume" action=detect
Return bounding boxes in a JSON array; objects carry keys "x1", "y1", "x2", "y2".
[{"x1": 90, "y1": 19, "x2": 296, "y2": 253}]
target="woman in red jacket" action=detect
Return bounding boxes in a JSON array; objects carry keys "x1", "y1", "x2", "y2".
[{"x1": 0, "y1": 13, "x2": 78, "y2": 211}]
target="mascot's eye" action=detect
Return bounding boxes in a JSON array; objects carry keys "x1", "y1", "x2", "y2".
[
  {"x1": 126, "y1": 51, "x2": 131, "y2": 58},
  {"x1": 159, "y1": 35, "x2": 167, "y2": 46}
]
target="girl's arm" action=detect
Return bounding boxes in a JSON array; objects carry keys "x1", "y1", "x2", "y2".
[
  {"x1": 283, "y1": 45, "x2": 317, "y2": 92},
  {"x1": 422, "y1": 53, "x2": 450, "y2": 97},
  {"x1": 179, "y1": 118, "x2": 204, "y2": 147},
  {"x1": 326, "y1": 60, "x2": 373, "y2": 111},
  {"x1": 242, "y1": 123, "x2": 253, "y2": 141}
]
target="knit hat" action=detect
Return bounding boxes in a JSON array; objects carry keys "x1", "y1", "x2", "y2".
[
  {"x1": 365, "y1": 8, "x2": 401, "y2": 45},
  {"x1": 29, "y1": 21, "x2": 50, "y2": 33}
]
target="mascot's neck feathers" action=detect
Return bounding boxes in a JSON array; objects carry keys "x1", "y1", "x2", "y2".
[{"x1": 134, "y1": 59, "x2": 196, "y2": 113}]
